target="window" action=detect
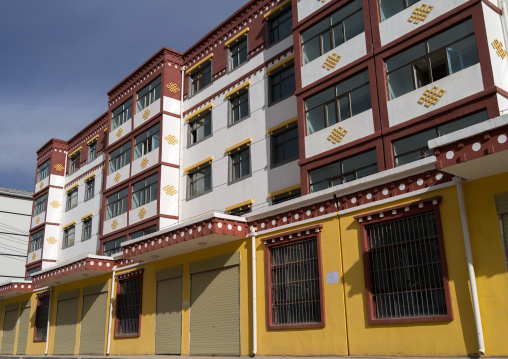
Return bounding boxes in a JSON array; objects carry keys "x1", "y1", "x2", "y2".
[
  {"x1": 379, "y1": 0, "x2": 420, "y2": 22},
  {"x1": 66, "y1": 188, "x2": 78, "y2": 210},
  {"x1": 34, "y1": 294, "x2": 49, "y2": 341},
  {"x1": 270, "y1": 63, "x2": 295, "y2": 104},
  {"x1": 26, "y1": 266, "x2": 40, "y2": 280},
  {"x1": 63, "y1": 225, "x2": 75, "y2": 249},
  {"x1": 132, "y1": 174, "x2": 158, "y2": 209},
  {"x1": 495, "y1": 192, "x2": 508, "y2": 269},
  {"x1": 230, "y1": 90, "x2": 249, "y2": 124},
  {"x1": 229, "y1": 36, "x2": 248, "y2": 70},
  {"x1": 229, "y1": 206, "x2": 252, "y2": 216},
  {"x1": 36, "y1": 160, "x2": 50, "y2": 182},
  {"x1": 272, "y1": 188, "x2": 301, "y2": 205},
  {"x1": 85, "y1": 177, "x2": 95, "y2": 201},
  {"x1": 88, "y1": 140, "x2": 97, "y2": 163},
  {"x1": 116, "y1": 275, "x2": 142, "y2": 336},
  {"x1": 266, "y1": 232, "x2": 324, "y2": 329},
  {"x1": 109, "y1": 142, "x2": 131, "y2": 173},
  {"x1": 69, "y1": 151, "x2": 80, "y2": 174},
  {"x1": 30, "y1": 230, "x2": 44, "y2": 252},
  {"x1": 302, "y1": 0, "x2": 364, "y2": 64},
  {"x1": 33, "y1": 193, "x2": 48, "y2": 216},
  {"x1": 386, "y1": 19, "x2": 479, "y2": 100},
  {"x1": 231, "y1": 146, "x2": 251, "y2": 182},
  {"x1": 267, "y1": 5, "x2": 292, "y2": 46},
  {"x1": 361, "y1": 205, "x2": 451, "y2": 322},
  {"x1": 272, "y1": 124, "x2": 299, "y2": 165},
  {"x1": 189, "y1": 111, "x2": 212, "y2": 145},
  {"x1": 103, "y1": 236, "x2": 126, "y2": 256},
  {"x1": 309, "y1": 149, "x2": 377, "y2": 193},
  {"x1": 130, "y1": 225, "x2": 157, "y2": 240},
  {"x1": 112, "y1": 98, "x2": 133, "y2": 130},
  {"x1": 137, "y1": 76, "x2": 161, "y2": 113},
  {"x1": 190, "y1": 61, "x2": 212, "y2": 96},
  {"x1": 106, "y1": 188, "x2": 128, "y2": 220},
  {"x1": 82, "y1": 217, "x2": 92, "y2": 241},
  {"x1": 134, "y1": 123, "x2": 159, "y2": 160},
  {"x1": 306, "y1": 70, "x2": 371, "y2": 135},
  {"x1": 393, "y1": 110, "x2": 489, "y2": 166},
  {"x1": 189, "y1": 165, "x2": 212, "y2": 198}
]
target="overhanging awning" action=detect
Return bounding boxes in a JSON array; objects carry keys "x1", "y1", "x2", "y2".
[{"x1": 0, "y1": 280, "x2": 33, "y2": 299}]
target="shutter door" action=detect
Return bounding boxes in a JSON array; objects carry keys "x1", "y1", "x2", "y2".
[
  {"x1": 16, "y1": 301, "x2": 31, "y2": 355},
  {"x1": 502, "y1": 214, "x2": 508, "y2": 253},
  {"x1": 54, "y1": 295, "x2": 79, "y2": 355},
  {"x1": 155, "y1": 277, "x2": 182, "y2": 354},
  {"x1": 190, "y1": 265, "x2": 239, "y2": 356},
  {"x1": 0, "y1": 304, "x2": 18, "y2": 354},
  {"x1": 79, "y1": 292, "x2": 108, "y2": 354}
]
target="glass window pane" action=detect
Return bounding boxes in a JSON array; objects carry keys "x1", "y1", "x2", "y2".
[
  {"x1": 386, "y1": 42, "x2": 426, "y2": 72},
  {"x1": 306, "y1": 107, "x2": 326, "y2": 135},
  {"x1": 321, "y1": 31, "x2": 332, "y2": 54},
  {"x1": 379, "y1": 0, "x2": 404, "y2": 22},
  {"x1": 393, "y1": 129, "x2": 435, "y2": 157},
  {"x1": 343, "y1": 10, "x2": 364, "y2": 41},
  {"x1": 309, "y1": 162, "x2": 341, "y2": 185},
  {"x1": 413, "y1": 56, "x2": 432, "y2": 87},
  {"x1": 332, "y1": 0, "x2": 362, "y2": 24},
  {"x1": 427, "y1": 19, "x2": 474, "y2": 53},
  {"x1": 342, "y1": 150, "x2": 377, "y2": 173},
  {"x1": 350, "y1": 85, "x2": 372, "y2": 116},
  {"x1": 332, "y1": 24, "x2": 344, "y2": 48},
  {"x1": 336, "y1": 70, "x2": 369, "y2": 97},
  {"x1": 387, "y1": 65, "x2": 414, "y2": 99},
  {"x1": 438, "y1": 110, "x2": 488, "y2": 135},
  {"x1": 326, "y1": 102, "x2": 338, "y2": 126},
  {"x1": 305, "y1": 87, "x2": 334, "y2": 110},
  {"x1": 302, "y1": 37, "x2": 321, "y2": 64},
  {"x1": 338, "y1": 96, "x2": 350, "y2": 121},
  {"x1": 302, "y1": 18, "x2": 329, "y2": 43},
  {"x1": 446, "y1": 35, "x2": 479, "y2": 74}
]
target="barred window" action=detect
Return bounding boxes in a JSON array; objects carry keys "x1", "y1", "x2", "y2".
[
  {"x1": 117, "y1": 276, "x2": 142, "y2": 336},
  {"x1": 30, "y1": 229, "x2": 44, "y2": 252},
  {"x1": 37, "y1": 160, "x2": 50, "y2": 182},
  {"x1": 136, "y1": 76, "x2": 161, "y2": 112},
  {"x1": 34, "y1": 295, "x2": 50, "y2": 341},
  {"x1": 365, "y1": 212, "x2": 450, "y2": 321},
  {"x1": 268, "y1": 238, "x2": 323, "y2": 327},
  {"x1": 33, "y1": 193, "x2": 48, "y2": 216},
  {"x1": 112, "y1": 98, "x2": 132, "y2": 130}
]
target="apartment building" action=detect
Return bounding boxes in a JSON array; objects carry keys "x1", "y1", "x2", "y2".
[{"x1": 1, "y1": 0, "x2": 508, "y2": 356}]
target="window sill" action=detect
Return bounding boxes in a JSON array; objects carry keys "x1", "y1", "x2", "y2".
[
  {"x1": 33, "y1": 338, "x2": 47, "y2": 342},
  {"x1": 187, "y1": 133, "x2": 213, "y2": 149},
  {"x1": 188, "y1": 82, "x2": 214, "y2": 99},
  {"x1": 228, "y1": 114, "x2": 251, "y2": 128},
  {"x1": 227, "y1": 59, "x2": 249, "y2": 75},
  {"x1": 268, "y1": 322, "x2": 324, "y2": 330},
  {"x1": 368, "y1": 313, "x2": 453, "y2": 325},
  {"x1": 114, "y1": 333, "x2": 141, "y2": 339},
  {"x1": 186, "y1": 188, "x2": 213, "y2": 201},
  {"x1": 228, "y1": 172, "x2": 252, "y2": 186}
]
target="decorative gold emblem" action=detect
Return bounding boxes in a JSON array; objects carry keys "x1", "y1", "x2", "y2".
[
  {"x1": 492, "y1": 39, "x2": 507, "y2": 59},
  {"x1": 164, "y1": 134, "x2": 179, "y2": 146},
  {"x1": 111, "y1": 219, "x2": 118, "y2": 229},
  {"x1": 328, "y1": 126, "x2": 348, "y2": 144},
  {"x1": 32, "y1": 253, "x2": 36, "y2": 260},
  {"x1": 36, "y1": 217, "x2": 40, "y2": 224},
  {"x1": 322, "y1": 53, "x2": 341, "y2": 70},
  {"x1": 39, "y1": 182, "x2": 44, "y2": 189},
  {"x1": 116, "y1": 128, "x2": 123, "y2": 138},
  {"x1": 54, "y1": 164, "x2": 64, "y2": 172},
  {"x1": 408, "y1": 4, "x2": 433, "y2": 24},
  {"x1": 114, "y1": 173, "x2": 121, "y2": 182},
  {"x1": 140, "y1": 158, "x2": 149, "y2": 168},
  {"x1": 163, "y1": 185, "x2": 178, "y2": 196},
  {"x1": 138, "y1": 208, "x2": 147, "y2": 219},
  {"x1": 46, "y1": 237, "x2": 57, "y2": 244},
  {"x1": 166, "y1": 82, "x2": 180, "y2": 93},
  {"x1": 418, "y1": 86, "x2": 446, "y2": 107},
  {"x1": 50, "y1": 201, "x2": 61, "y2": 208},
  {"x1": 142, "y1": 109, "x2": 151, "y2": 120}
]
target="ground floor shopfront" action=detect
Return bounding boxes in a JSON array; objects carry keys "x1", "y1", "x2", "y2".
[{"x1": 1, "y1": 173, "x2": 508, "y2": 357}]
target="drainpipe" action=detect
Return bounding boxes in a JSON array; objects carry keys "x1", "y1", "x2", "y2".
[
  {"x1": 177, "y1": 66, "x2": 186, "y2": 224},
  {"x1": 44, "y1": 287, "x2": 53, "y2": 355},
  {"x1": 453, "y1": 177, "x2": 485, "y2": 355},
  {"x1": 250, "y1": 228, "x2": 258, "y2": 356},
  {"x1": 106, "y1": 266, "x2": 117, "y2": 355}
]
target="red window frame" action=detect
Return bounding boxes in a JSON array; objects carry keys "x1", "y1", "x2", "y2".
[
  {"x1": 33, "y1": 291, "x2": 50, "y2": 342},
  {"x1": 356, "y1": 196, "x2": 454, "y2": 324},
  {"x1": 114, "y1": 269, "x2": 143, "y2": 338},
  {"x1": 263, "y1": 224, "x2": 326, "y2": 329}
]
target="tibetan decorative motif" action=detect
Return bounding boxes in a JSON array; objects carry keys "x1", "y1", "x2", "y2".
[
  {"x1": 111, "y1": 219, "x2": 118, "y2": 229},
  {"x1": 322, "y1": 53, "x2": 341, "y2": 70},
  {"x1": 140, "y1": 158, "x2": 149, "y2": 168},
  {"x1": 165, "y1": 134, "x2": 179, "y2": 145},
  {"x1": 116, "y1": 128, "x2": 123, "y2": 138},
  {"x1": 143, "y1": 109, "x2": 151, "y2": 120},
  {"x1": 40, "y1": 182, "x2": 44, "y2": 189},
  {"x1": 50, "y1": 201, "x2": 61, "y2": 208},
  {"x1": 492, "y1": 39, "x2": 507, "y2": 59},
  {"x1": 166, "y1": 82, "x2": 180, "y2": 93},
  {"x1": 36, "y1": 217, "x2": 40, "y2": 224},
  {"x1": 138, "y1": 208, "x2": 147, "y2": 219},
  {"x1": 163, "y1": 185, "x2": 178, "y2": 196},
  {"x1": 46, "y1": 237, "x2": 57, "y2": 244},
  {"x1": 418, "y1": 86, "x2": 446, "y2": 107},
  {"x1": 408, "y1": 4, "x2": 433, "y2": 24},
  {"x1": 114, "y1": 173, "x2": 121, "y2": 182},
  {"x1": 328, "y1": 126, "x2": 348, "y2": 145},
  {"x1": 32, "y1": 253, "x2": 36, "y2": 260},
  {"x1": 54, "y1": 163, "x2": 64, "y2": 172}
]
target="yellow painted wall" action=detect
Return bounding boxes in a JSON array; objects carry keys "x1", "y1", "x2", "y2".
[{"x1": 0, "y1": 293, "x2": 32, "y2": 354}]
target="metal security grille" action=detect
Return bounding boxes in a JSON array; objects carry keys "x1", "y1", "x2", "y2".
[
  {"x1": 366, "y1": 213, "x2": 447, "y2": 319},
  {"x1": 270, "y1": 238, "x2": 321, "y2": 325},
  {"x1": 117, "y1": 277, "x2": 141, "y2": 335},
  {"x1": 35, "y1": 296, "x2": 49, "y2": 340}
]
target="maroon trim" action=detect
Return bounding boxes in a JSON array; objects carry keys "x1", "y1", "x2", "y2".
[
  {"x1": 358, "y1": 197, "x2": 454, "y2": 324},
  {"x1": 100, "y1": 218, "x2": 160, "y2": 250},
  {"x1": 160, "y1": 162, "x2": 180, "y2": 169},
  {"x1": 264, "y1": 224, "x2": 326, "y2": 330},
  {"x1": 481, "y1": 0, "x2": 502, "y2": 14},
  {"x1": 114, "y1": 269, "x2": 144, "y2": 338}
]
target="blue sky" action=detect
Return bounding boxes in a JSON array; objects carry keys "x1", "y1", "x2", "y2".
[{"x1": 0, "y1": 0, "x2": 249, "y2": 192}]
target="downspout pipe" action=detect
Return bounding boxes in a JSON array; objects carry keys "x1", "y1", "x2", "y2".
[
  {"x1": 106, "y1": 266, "x2": 117, "y2": 355},
  {"x1": 44, "y1": 286, "x2": 53, "y2": 355},
  {"x1": 453, "y1": 177, "x2": 485, "y2": 355},
  {"x1": 178, "y1": 66, "x2": 186, "y2": 224},
  {"x1": 249, "y1": 228, "x2": 258, "y2": 356}
]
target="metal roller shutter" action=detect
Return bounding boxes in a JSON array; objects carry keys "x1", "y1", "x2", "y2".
[
  {"x1": 79, "y1": 292, "x2": 108, "y2": 354},
  {"x1": 155, "y1": 276, "x2": 183, "y2": 354},
  {"x1": 53, "y1": 290, "x2": 79, "y2": 355},
  {"x1": 190, "y1": 265, "x2": 239, "y2": 356},
  {"x1": 0, "y1": 304, "x2": 19, "y2": 354},
  {"x1": 495, "y1": 193, "x2": 508, "y2": 264},
  {"x1": 16, "y1": 301, "x2": 31, "y2": 355}
]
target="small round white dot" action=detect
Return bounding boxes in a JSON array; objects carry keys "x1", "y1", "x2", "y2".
[
  {"x1": 294, "y1": 214, "x2": 299, "y2": 220},
  {"x1": 306, "y1": 210, "x2": 311, "y2": 216},
  {"x1": 208, "y1": 223, "x2": 212, "y2": 229},
  {"x1": 98, "y1": 262, "x2": 102, "y2": 266},
  {"x1": 351, "y1": 197, "x2": 357, "y2": 204},
  {"x1": 198, "y1": 226, "x2": 202, "y2": 232},
  {"x1": 436, "y1": 173, "x2": 443, "y2": 181},
  {"x1": 272, "y1": 220, "x2": 276, "y2": 225},
  {"x1": 319, "y1": 206, "x2": 325, "y2": 213},
  {"x1": 106, "y1": 263, "x2": 110, "y2": 267},
  {"x1": 189, "y1": 229, "x2": 193, "y2": 234},
  {"x1": 227, "y1": 224, "x2": 232, "y2": 230},
  {"x1": 382, "y1": 188, "x2": 389, "y2": 196},
  {"x1": 472, "y1": 142, "x2": 481, "y2": 152},
  {"x1": 446, "y1": 151, "x2": 454, "y2": 159},
  {"x1": 366, "y1": 193, "x2": 372, "y2": 200},
  {"x1": 261, "y1": 222, "x2": 266, "y2": 228},
  {"x1": 399, "y1": 184, "x2": 406, "y2": 191},
  {"x1": 173, "y1": 234, "x2": 177, "y2": 239},
  {"x1": 237, "y1": 225, "x2": 242, "y2": 231},
  {"x1": 218, "y1": 222, "x2": 223, "y2": 228},
  {"x1": 417, "y1": 178, "x2": 424, "y2": 186},
  {"x1": 498, "y1": 134, "x2": 507, "y2": 144},
  {"x1": 283, "y1": 216, "x2": 287, "y2": 222},
  {"x1": 90, "y1": 261, "x2": 94, "y2": 265},
  {"x1": 181, "y1": 232, "x2": 185, "y2": 237}
]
